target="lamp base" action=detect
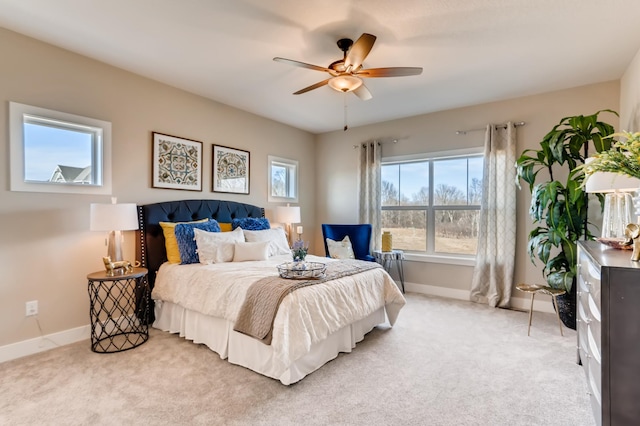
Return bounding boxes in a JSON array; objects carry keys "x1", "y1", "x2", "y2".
[
  {"x1": 602, "y1": 192, "x2": 634, "y2": 240},
  {"x1": 107, "y1": 230, "x2": 124, "y2": 262}
]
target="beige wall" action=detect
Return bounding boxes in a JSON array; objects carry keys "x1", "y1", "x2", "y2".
[
  {"x1": 315, "y1": 81, "x2": 620, "y2": 303},
  {"x1": 0, "y1": 28, "x2": 315, "y2": 347},
  {"x1": 620, "y1": 47, "x2": 640, "y2": 131}
]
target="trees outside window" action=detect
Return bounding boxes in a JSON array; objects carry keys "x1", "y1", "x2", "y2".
[{"x1": 381, "y1": 153, "x2": 483, "y2": 256}]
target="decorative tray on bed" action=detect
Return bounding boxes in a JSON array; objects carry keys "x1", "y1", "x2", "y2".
[{"x1": 277, "y1": 262, "x2": 327, "y2": 280}]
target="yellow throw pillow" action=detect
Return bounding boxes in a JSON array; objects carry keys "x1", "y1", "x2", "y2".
[
  {"x1": 160, "y1": 218, "x2": 209, "y2": 263},
  {"x1": 219, "y1": 222, "x2": 233, "y2": 232}
]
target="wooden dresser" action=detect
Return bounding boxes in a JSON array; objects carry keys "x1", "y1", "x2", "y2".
[{"x1": 577, "y1": 241, "x2": 640, "y2": 426}]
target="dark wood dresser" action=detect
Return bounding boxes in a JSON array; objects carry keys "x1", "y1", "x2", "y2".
[{"x1": 577, "y1": 241, "x2": 640, "y2": 426}]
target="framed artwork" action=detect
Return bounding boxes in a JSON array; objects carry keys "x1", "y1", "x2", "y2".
[
  {"x1": 152, "y1": 132, "x2": 203, "y2": 191},
  {"x1": 212, "y1": 145, "x2": 250, "y2": 194}
]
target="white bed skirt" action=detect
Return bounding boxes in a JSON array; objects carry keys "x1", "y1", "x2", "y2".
[{"x1": 153, "y1": 300, "x2": 386, "y2": 385}]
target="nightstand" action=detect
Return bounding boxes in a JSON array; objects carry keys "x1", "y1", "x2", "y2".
[
  {"x1": 373, "y1": 249, "x2": 405, "y2": 293},
  {"x1": 87, "y1": 267, "x2": 149, "y2": 353}
]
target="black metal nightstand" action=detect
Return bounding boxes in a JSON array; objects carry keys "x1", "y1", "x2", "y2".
[{"x1": 87, "y1": 267, "x2": 149, "y2": 353}]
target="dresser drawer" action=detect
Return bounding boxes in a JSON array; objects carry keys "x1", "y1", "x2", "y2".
[
  {"x1": 588, "y1": 294, "x2": 601, "y2": 351},
  {"x1": 578, "y1": 343, "x2": 590, "y2": 381},
  {"x1": 587, "y1": 380, "x2": 602, "y2": 426},
  {"x1": 588, "y1": 272, "x2": 601, "y2": 315},
  {"x1": 587, "y1": 325, "x2": 601, "y2": 391}
]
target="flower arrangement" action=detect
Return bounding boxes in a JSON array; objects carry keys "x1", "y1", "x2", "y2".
[
  {"x1": 580, "y1": 131, "x2": 640, "y2": 180},
  {"x1": 291, "y1": 239, "x2": 309, "y2": 262}
]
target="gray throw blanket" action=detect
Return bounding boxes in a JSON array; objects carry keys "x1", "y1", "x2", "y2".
[{"x1": 233, "y1": 259, "x2": 381, "y2": 344}]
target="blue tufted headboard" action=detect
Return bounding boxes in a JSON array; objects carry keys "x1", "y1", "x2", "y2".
[{"x1": 136, "y1": 199, "x2": 264, "y2": 296}]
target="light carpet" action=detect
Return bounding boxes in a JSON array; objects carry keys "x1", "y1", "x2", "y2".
[{"x1": 0, "y1": 293, "x2": 594, "y2": 426}]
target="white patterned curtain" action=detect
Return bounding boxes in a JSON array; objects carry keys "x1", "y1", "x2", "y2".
[
  {"x1": 359, "y1": 142, "x2": 382, "y2": 251},
  {"x1": 470, "y1": 123, "x2": 517, "y2": 308}
]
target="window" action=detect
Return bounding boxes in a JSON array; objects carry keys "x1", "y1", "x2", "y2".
[
  {"x1": 268, "y1": 155, "x2": 298, "y2": 202},
  {"x1": 381, "y1": 149, "x2": 483, "y2": 257},
  {"x1": 9, "y1": 102, "x2": 112, "y2": 194}
]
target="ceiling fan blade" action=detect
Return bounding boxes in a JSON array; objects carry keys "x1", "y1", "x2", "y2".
[
  {"x1": 344, "y1": 33, "x2": 376, "y2": 71},
  {"x1": 356, "y1": 67, "x2": 423, "y2": 78},
  {"x1": 353, "y1": 84, "x2": 373, "y2": 101},
  {"x1": 293, "y1": 78, "x2": 331, "y2": 95},
  {"x1": 273, "y1": 57, "x2": 333, "y2": 73}
]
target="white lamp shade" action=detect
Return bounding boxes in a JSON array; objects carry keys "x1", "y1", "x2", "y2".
[
  {"x1": 584, "y1": 157, "x2": 640, "y2": 193},
  {"x1": 90, "y1": 203, "x2": 139, "y2": 231},
  {"x1": 275, "y1": 205, "x2": 301, "y2": 224},
  {"x1": 584, "y1": 172, "x2": 640, "y2": 193}
]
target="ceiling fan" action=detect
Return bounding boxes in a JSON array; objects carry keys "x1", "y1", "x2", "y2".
[{"x1": 273, "y1": 33, "x2": 423, "y2": 101}]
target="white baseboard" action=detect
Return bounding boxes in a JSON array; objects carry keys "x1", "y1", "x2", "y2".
[
  {"x1": 404, "y1": 281, "x2": 556, "y2": 314},
  {"x1": 0, "y1": 323, "x2": 90, "y2": 364}
]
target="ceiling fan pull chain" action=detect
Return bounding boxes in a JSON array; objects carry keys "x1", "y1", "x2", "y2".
[{"x1": 344, "y1": 93, "x2": 348, "y2": 131}]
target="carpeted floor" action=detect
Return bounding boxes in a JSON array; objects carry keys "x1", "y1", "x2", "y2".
[{"x1": 0, "y1": 293, "x2": 595, "y2": 426}]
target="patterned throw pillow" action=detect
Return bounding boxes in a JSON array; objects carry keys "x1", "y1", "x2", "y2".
[
  {"x1": 175, "y1": 220, "x2": 221, "y2": 264},
  {"x1": 231, "y1": 217, "x2": 270, "y2": 231},
  {"x1": 326, "y1": 236, "x2": 356, "y2": 259}
]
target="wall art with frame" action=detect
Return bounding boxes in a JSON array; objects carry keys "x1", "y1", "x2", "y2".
[
  {"x1": 212, "y1": 144, "x2": 250, "y2": 194},
  {"x1": 152, "y1": 132, "x2": 203, "y2": 191}
]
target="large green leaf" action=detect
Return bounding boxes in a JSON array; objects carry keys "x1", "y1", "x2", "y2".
[{"x1": 547, "y1": 271, "x2": 575, "y2": 292}]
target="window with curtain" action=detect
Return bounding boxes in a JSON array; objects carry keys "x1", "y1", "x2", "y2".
[{"x1": 381, "y1": 150, "x2": 483, "y2": 257}]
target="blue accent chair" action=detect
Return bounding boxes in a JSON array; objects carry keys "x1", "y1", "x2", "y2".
[{"x1": 321, "y1": 224, "x2": 375, "y2": 262}]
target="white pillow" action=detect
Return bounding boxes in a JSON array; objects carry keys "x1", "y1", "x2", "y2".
[
  {"x1": 242, "y1": 227, "x2": 291, "y2": 256},
  {"x1": 233, "y1": 241, "x2": 270, "y2": 262},
  {"x1": 326, "y1": 236, "x2": 355, "y2": 259},
  {"x1": 194, "y1": 227, "x2": 244, "y2": 264}
]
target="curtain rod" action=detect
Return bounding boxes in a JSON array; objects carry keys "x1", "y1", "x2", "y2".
[
  {"x1": 455, "y1": 121, "x2": 526, "y2": 135},
  {"x1": 353, "y1": 139, "x2": 399, "y2": 149}
]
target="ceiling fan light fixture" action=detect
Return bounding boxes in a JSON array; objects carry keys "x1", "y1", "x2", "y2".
[{"x1": 328, "y1": 75, "x2": 363, "y2": 93}]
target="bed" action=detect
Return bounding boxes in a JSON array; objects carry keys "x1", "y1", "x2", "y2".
[{"x1": 136, "y1": 199, "x2": 405, "y2": 385}]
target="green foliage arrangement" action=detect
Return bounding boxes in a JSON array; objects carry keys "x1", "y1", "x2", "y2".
[
  {"x1": 515, "y1": 110, "x2": 617, "y2": 296},
  {"x1": 579, "y1": 131, "x2": 640, "y2": 179}
]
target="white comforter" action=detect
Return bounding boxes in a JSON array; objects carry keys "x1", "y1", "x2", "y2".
[{"x1": 152, "y1": 255, "x2": 406, "y2": 367}]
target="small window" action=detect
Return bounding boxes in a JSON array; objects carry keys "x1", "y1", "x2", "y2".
[
  {"x1": 9, "y1": 102, "x2": 112, "y2": 194},
  {"x1": 268, "y1": 156, "x2": 298, "y2": 203}
]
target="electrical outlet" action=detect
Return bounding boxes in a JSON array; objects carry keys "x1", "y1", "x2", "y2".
[{"x1": 26, "y1": 300, "x2": 38, "y2": 316}]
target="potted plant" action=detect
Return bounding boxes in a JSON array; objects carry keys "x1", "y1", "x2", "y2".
[{"x1": 515, "y1": 110, "x2": 617, "y2": 329}]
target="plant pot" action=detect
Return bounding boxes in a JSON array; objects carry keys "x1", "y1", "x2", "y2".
[{"x1": 554, "y1": 281, "x2": 577, "y2": 330}]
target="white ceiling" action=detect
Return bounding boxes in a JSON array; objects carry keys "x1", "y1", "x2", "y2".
[{"x1": 1, "y1": 0, "x2": 640, "y2": 134}]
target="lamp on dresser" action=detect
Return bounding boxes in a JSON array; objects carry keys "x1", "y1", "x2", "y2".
[{"x1": 584, "y1": 163, "x2": 640, "y2": 240}]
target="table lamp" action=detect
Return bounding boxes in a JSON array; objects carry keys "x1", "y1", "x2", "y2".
[
  {"x1": 90, "y1": 198, "x2": 138, "y2": 261},
  {"x1": 585, "y1": 167, "x2": 640, "y2": 240},
  {"x1": 275, "y1": 204, "x2": 301, "y2": 246}
]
